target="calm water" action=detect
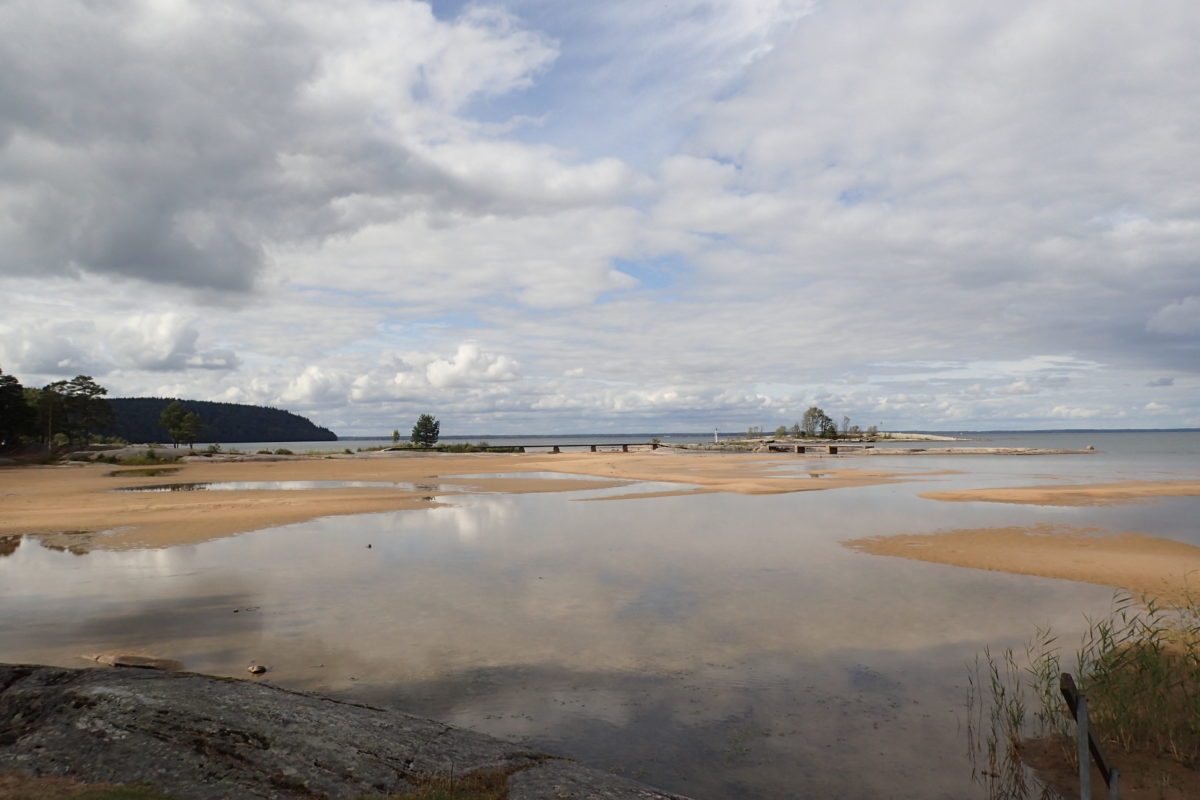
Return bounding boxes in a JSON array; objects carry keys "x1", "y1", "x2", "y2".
[{"x1": 2, "y1": 432, "x2": 1199, "y2": 798}]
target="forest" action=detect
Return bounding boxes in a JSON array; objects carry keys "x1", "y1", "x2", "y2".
[{"x1": 102, "y1": 398, "x2": 337, "y2": 444}]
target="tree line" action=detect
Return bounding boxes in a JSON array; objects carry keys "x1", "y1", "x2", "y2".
[
  {"x1": 102, "y1": 398, "x2": 336, "y2": 444},
  {"x1": 746, "y1": 406, "x2": 879, "y2": 440},
  {"x1": 0, "y1": 371, "x2": 115, "y2": 451},
  {"x1": 0, "y1": 369, "x2": 338, "y2": 453}
]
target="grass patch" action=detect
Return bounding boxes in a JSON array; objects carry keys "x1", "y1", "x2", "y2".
[
  {"x1": 0, "y1": 772, "x2": 174, "y2": 799},
  {"x1": 0, "y1": 769, "x2": 516, "y2": 800},
  {"x1": 105, "y1": 467, "x2": 183, "y2": 478},
  {"x1": 376, "y1": 443, "x2": 521, "y2": 454},
  {"x1": 968, "y1": 593, "x2": 1200, "y2": 798},
  {"x1": 366, "y1": 770, "x2": 510, "y2": 799}
]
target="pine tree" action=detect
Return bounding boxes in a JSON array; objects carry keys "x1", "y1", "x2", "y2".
[{"x1": 410, "y1": 414, "x2": 440, "y2": 447}]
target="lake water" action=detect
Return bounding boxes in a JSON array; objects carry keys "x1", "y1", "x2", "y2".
[{"x1": 2, "y1": 432, "x2": 1198, "y2": 798}]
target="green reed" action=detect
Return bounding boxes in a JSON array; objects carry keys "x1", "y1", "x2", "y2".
[{"x1": 967, "y1": 592, "x2": 1200, "y2": 798}]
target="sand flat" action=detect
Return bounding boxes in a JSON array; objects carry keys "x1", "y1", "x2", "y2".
[
  {"x1": 0, "y1": 451, "x2": 907, "y2": 550},
  {"x1": 845, "y1": 524, "x2": 1200, "y2": 605},
  {"x1": 920, "y1": 479, "x2": 1200, "y2": 506}
]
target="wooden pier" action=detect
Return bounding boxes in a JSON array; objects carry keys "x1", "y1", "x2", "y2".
[
  {"x1": 513, "y1": 442, "x2": 662, "y2": 454},
  {"x1": 492, "y1": 442, "x2": 872, "y2": 454},
  {"x1": 764, "y1": 443, "x2": 873, "y2": 455}
]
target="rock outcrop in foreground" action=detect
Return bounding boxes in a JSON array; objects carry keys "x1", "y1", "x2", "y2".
[{"x1": 0, "y1": 664, "x2": 691, "y2": 800}]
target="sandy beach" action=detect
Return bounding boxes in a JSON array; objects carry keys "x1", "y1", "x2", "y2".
[
  {"x1": 846, "y1": 524, "x2": 1200, "y2": 606},
  {"x1": 920, "y1": 479, "x2": 1200, "y2": 505},
  {"x1": 5, "y1": 451, "x2": 1200, "y2": 603},
  {"x1": 848, "y1": 476, "x2": 1200, "y2": 604},
  {"x1": 0, "y1": 451, "x2": 907, "y2": 551}
]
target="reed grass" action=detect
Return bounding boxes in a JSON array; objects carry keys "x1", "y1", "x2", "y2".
[{"x1": 967, "y1": 592, "x2": 1200, "y2": 798}]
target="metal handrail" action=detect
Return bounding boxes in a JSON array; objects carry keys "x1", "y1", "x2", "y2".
[{"x1": 1060, "y1": 672, "x2": 1119, "y2": 799}]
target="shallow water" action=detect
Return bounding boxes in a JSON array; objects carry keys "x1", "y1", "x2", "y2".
[
  {"x1": 110, "y1": 480, "x2": 428, "y2": 492},
  {"x1": 2, "y1": 432, "x2": 1199, "y2": 798}
]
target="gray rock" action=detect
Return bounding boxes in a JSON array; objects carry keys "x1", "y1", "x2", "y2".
[{"x1": 0, "y1": 664, "x2": 692, "y2": 800}]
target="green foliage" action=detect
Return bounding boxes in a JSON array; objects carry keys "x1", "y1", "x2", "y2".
[
  {"x1": 113, "y1": 453, "x2": 182, "y2": 465},
  {"x1": 411, "y1": 414, "x2": 440, "y2": 447},
  {"x1": 0, "y1": 370, "x2": 36, "y2": 448},
  {"x1": 36, "y1": 375, "x2": 115, "y2": 446},
  {"x1": 159, "y1": 400, "x2": 186, "y2": 445},
  {"x1": 774, "y1": 425, "x2": 788, "y2": 438},
  {"x1": 967, "y1": 593, "x2": 1200, "y2": 798},
  {"x1": 273, "y1": 448, "x2": 294, "y2": 455},
  {"x1": 158, "y1": 400, "x2": 202, "y2": 448},
  {"x1": 801, "y1": 406, "x2": 835, "y2": 438},
  {"x1": 392, "y1": 429, "x2": 400, "y2": 444},
  {"x1": 435, "y1": 442, "x2": 517, "y2": 453},
  {"x1": 1075, "y1": 594, "x2": 1200, "y2": 764}
]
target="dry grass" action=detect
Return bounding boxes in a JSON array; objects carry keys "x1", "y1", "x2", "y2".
[
  {"x1": 365, "y1": 768, "x2": 513, "y2": 799},
  {"x1": 0, "y1": 767, "x2": 516, "y2": 800},
  {"x1": 0, "y1": 773, "x2": 171, "y2": 800}
]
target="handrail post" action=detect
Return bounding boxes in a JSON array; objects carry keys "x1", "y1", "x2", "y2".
[
  {"x1": 1108, "y1": 767, "x2": 1118, "y2": 800},
  {"x1": 1077, "y1": 693, "x2": 1091, "y2": 800}
]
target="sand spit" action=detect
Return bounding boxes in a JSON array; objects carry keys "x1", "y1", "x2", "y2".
[
  {"x1": 0, "y1": 451, "x2": 913, "y2": 551},
  {"x1": 865, "y1": 446, "x2": 1095, "y2": 455},
  {"x1": 846, "y1": 524, "x2": 1200, "y2": 605},
  {"x1": 921, "y1": 479, "x2": 1200, "y2": 506}
]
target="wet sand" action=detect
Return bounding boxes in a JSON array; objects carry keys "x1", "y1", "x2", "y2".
[
  {"x1": 920, "y1": 479, "x2": 1200, "y2": 505},
  {"x1": 846, "y1": 524, "x2": 1200, "y2": 605},
  {"x1": 7, "y1": 453, "x2": 1200, "y2": 604},
  {"x1": 0, "y1": 451, "x2": 906, "y2": 550}
]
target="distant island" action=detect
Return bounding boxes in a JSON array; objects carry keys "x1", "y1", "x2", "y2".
[{"x1": 100, "y1": 398, "x2": 337, "y2": 444}]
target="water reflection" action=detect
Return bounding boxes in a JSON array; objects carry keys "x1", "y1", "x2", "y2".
[
  {"x1": 0, "y1": 477, "x2": 1135, "y2": 799},
  {"x1": 111, "y1": 480, "x2": 429, "y2": 492},
  {"x1": 9, "y1": 438, "x2": 1199, "y2": 797}
]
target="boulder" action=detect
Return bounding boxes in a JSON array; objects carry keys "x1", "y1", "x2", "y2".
[{"x1": 0, "y1": 664, "x2": 692, "y2": 800}]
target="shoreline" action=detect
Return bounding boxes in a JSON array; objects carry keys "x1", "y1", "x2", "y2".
[
  {"x1": 5, "y1": 450, "x2": 1199, "y2": 602},
  {"x1": 0, "y1": 452, "x2": 914, "y2": 552},
  {"x1": 845, "y1": 524, "x2": 1200, "y2": 606}
]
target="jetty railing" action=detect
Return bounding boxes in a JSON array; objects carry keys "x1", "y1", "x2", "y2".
[
  {"x1": 495, "y1": 443, "x2": 662, "y2": 454},
  {"x1": 1060, "y1": 672, "x2": 1118, "y2": 799}
]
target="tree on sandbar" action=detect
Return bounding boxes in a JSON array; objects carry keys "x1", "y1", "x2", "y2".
[{"x1": 411, "y1": 414, "x2": 440, "y2": 447}]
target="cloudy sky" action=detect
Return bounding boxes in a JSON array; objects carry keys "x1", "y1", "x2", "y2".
[{"x1": 2, "y1": 0, "x2": 1197, "y2": 435}]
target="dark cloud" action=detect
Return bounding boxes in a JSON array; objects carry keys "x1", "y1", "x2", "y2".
[{"x1": 0, "y1": 1, "x2": 555, "y2": 292}]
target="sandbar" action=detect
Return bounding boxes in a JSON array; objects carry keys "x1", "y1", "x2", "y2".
[
  {"x1": 0, "y1": 451, "x2": 909, "y2": 551},
  {"x1": 920, "y1": 479, "x2": 1200, "y2": 506},
  {"x1": 846, "y1": 524, "x2": 1200, "y2": 605}
]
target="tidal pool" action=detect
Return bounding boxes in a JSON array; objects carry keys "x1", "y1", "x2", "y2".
[{"x1": 3, "y1": 444, "x2": 1197, "y2": 799}]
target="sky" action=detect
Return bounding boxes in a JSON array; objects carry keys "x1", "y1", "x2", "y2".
[{"x1": 1, "y1": 0, "x2": 1198, "y2": 435}]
